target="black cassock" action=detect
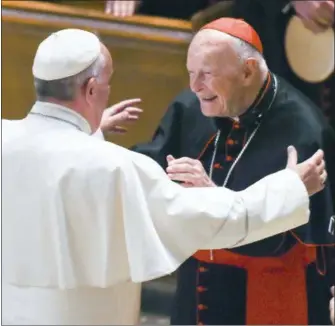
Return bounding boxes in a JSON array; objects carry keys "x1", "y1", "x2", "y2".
[{"x1": 132, "y1": 74, "x2": 335, "y2": 325}]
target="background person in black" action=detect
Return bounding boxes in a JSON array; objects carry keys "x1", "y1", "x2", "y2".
[
  {"x1": 105, "y1": 0, "x2": 221, "y2": 20},
  {"x1": 131, "y1": 18, "x2": 335, "y2": 325}
]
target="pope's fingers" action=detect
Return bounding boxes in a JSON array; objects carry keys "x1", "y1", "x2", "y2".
[
  {"x1": 286, "y1": 145, "x2": 298, "y2": 169},
  {"x1": 123, "y1": 114, "x2": 141, "y2": 121},
  {"x1": 320, "y1": 170, "x2": 327, "y2": 184},
  {"x1": 116, "y1": 98, "x2": 142, "y2": 107},
  {"x1": 316, "y1": 159, "x2": 326, "y2": 175},
  {"x1": 102, "y1": 106, "x2": 116, "y2": 116},
  {"x1": 106, "y1": 112, "x2": 129, "y2": 123},
  {"x1": 126, "y1": 115, "x2": 140, "y2": 121},
  {"x1": 309, "y1": 149, "x2": 324, "y2": 165},
  {"x1": 124, "y1": 107, "x2": 143, "y2": 114},
  {"x1": 109, "y1": 111, "x2": 140, "y2": 123},
  {"x1": 110, "y1": 98, "x2": 142, "y2": 113},
  {"x1": 120, "y1": 113, "x2": 141, "y2": 121}
]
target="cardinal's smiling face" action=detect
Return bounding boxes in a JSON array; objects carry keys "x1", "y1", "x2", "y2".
[{"x1": 187, "y1": 29, "x2": 260, "y2": 118}]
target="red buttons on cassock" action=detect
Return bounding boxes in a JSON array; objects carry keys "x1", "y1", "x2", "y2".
[
  {"x1": 197, "y1": 286, "x2": 207, "y2": 293},
  {"x1": 198, "y1": 304, "x2": 208, "y2": 311},
  {"x1": 226, "y1": 138, "x2": 234, "y2": 145}
]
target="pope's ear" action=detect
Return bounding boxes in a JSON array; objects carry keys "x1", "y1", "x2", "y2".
[{"x1": 85, "y1": 77, "x2": 98, "y2": 96}]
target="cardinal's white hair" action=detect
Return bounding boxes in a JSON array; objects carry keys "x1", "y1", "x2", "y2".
[{"x1": 228, "y1": 34, "x2": 268, "y2": 74}]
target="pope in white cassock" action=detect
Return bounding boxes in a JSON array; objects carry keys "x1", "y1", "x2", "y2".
[{"x1": 2, "y1": 29, "x2": 327, "y2": 325}]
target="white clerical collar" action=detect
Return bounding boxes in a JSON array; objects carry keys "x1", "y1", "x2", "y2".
[{"x1": 30, "y1": 101, "x2": 92, "y2": 135}]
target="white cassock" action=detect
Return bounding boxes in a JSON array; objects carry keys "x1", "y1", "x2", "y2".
[{"x1": 2, "y1": 101, "x2": 310, "y2": 325}]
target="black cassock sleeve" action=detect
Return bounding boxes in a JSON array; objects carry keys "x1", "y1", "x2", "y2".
[
  {"x1": 290, "y1": 120, "x2": 335, "y2": 247},
  {"x1": 291, "y1": 121, "x2": 335, "y2": 284},
  {"x1": 265, "y1": 92, "x2": 335, "y2": 248},
  {"x1": 130, "y1": 96, "x2": 185, "y2": 169}
]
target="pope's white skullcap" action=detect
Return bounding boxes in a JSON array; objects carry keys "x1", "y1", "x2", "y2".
[{"x1": 32, "y1": 28, "x2": 101, "y2": 81}]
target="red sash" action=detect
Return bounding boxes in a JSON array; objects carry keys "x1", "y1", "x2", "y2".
[{"x1": 194, "y1": 243, "x2": 316, "y2": 325}]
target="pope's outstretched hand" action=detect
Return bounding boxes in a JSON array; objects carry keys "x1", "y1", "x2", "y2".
[
  {"x1": 100, "y1": 98, "x2": 143, "y2": 135},
  {"x1": 286, "y1": 146, "x2": 326, "y2": 196}
]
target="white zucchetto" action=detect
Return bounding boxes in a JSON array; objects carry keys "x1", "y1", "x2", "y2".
[{"x1": 32, "y1": 29, "x2": 101, "y2": 81}]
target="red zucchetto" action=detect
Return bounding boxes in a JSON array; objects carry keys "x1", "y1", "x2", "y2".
[{"x1": 201, "y1": 18, "x2": 263, "y2": 54}]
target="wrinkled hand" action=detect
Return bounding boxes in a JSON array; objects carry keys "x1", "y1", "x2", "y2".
[
  {"x1": 105, "y1": 0, "x2": 139, "y2": 17},
  {"x1": 166, "y1": 155, "x2": 216, "y2": 187},
  {"x1": 100, "y1": 98, "x2": 143, "y2": 135},
  {"x1": 286, "y1": 146, "x2": 327, "y2": 196},
  {"x1": 292, "y1": 1, "x2": 334, "y2": 33},
  {"x1": 330, "y1": 286, "x2": 335, "y2": 325}
]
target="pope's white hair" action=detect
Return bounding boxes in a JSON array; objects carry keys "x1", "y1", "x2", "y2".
[
  {"x1": 73, "y1": 52, "x2": 105, "y2": 86},
  {"x1": 34, "y1": 52, "x2": 106, "y2": 101}
]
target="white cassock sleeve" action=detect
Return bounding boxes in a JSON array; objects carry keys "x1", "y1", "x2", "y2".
[
  {"x1": 118, "y1": 151, "x2": 309, "y2": 283},
  {"x1": 92, "y1": 128, "x2": 105, "y2": 139},
  {"x1": 1, "y1": 139, "x2": 309, "y2": 290}
]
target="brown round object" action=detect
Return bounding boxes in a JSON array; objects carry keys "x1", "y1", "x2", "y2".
[{"x1": 285, "y1": 15, "x2": 334, "y2": 83}]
